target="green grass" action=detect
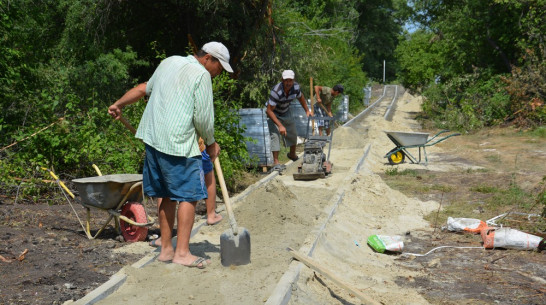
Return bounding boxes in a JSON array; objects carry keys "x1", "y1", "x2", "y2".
[
  {"x1": 525, "y1": 126, "x2": 546, "y2": 138},
  {"x1": 385, "y1": 168, "x2": 419, "y2": 176},
  {"x1": 485, "y1": 154, "x2": 501, "y2": 163},
  {"x1": 465, "y1": 168, "x2": 490, "y2": 173},
  {"x1": 470, "y1": 185, "x2": 499, "y2": 193},
  {"x1": 426, "y1": 184, "x2": 453, "y2": 192},
  {"x1": 488, "y1": 184, "x2": 534, "y2": 209},
  {"x1": 424, "y1": 178, "x2": 541, "y2": 231}
]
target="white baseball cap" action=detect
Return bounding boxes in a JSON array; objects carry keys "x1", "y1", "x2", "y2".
[
  {"x1": 202, "y1": 41, "x2": 233, "y2": 73},
  {"x1": 282, "y1": 70, "x2": 295, "y2": 79}
]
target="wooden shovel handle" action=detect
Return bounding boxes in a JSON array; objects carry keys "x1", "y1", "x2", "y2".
[
  {"x1": 119, "y1": 116, "x2": 137, "y2": 135},
  {"x1": 214, "y1": 158, "x2": 239, "y2": 235},
  {"x1": 317, "y1": 102, "x2": 333, "y2": 117}
]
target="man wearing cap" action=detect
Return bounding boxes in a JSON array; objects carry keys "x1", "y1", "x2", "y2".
[
  {"x1": 313, "y1": 84, "x2": 344, "y2": 136},
  {"x1": 108, "y1": 41, "x2": 232, "y2": 268},
  {"x1": 266, "y1": 70, "x2": 311, "y2": 170}
]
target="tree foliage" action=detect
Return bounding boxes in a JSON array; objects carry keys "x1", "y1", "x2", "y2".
[
  {"x1": 1, "y1": 0, "x2": 383, "y2": 200},
  {"x1": 237, "y1": 0, "x2": 369, "y2": 113},
  {"x1": 396, "y1": 0, "x2": 545, "y2": 130}
]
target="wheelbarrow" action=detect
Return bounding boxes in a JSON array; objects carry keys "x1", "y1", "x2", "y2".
[
  {"x1": 384, "y1": 130, "x2": 460, "y2": 165},
  {"x1": 43, "y1": 167, "x2": 153, "y2": 242}
]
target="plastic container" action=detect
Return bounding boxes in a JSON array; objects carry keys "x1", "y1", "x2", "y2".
[{"x1": 238, "y1": 108, "x2": 273, "y2": 167}]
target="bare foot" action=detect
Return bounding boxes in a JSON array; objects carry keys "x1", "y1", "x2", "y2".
[
  {"x1": 206, "y1": 213, "x2": 223, "y2": 226},
  {"x1": 157, "y1": 247, "x2": 174, "y2": 262}
]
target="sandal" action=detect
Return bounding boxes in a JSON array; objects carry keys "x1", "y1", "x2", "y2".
[
  {"x1": 286, "y1": 153, "x2": 299, "y2": 161},
  {"x1": 272, "y1": 164, "x2": 283, "y2": 171},
  {"x1": 149, "y1": 239, "x2": 160, "y2": 248},
  {"x1": 184, "y1": 257, "x2": 210, "y2": 269}
]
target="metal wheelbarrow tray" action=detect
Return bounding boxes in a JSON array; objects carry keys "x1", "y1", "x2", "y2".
[
  {"x1": 70, "y1": 174, "x2": 152, "y2": 242},
  {"x1": 72, "y1": 174, "x2": 143, "y2": 210},
  {"x1": 384, "y1": 130, "x2": 460, "y2": 165}
]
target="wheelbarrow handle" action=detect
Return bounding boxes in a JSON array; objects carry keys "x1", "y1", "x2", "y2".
[
  {"x1": 425, "y1": 132, "x2": 461, "y2": 146},
  {"x1": 427, "y1": 130, "x2": 451, "y2": 142},
  {"x1": 41, "y1": 167, "x2": 75, "y2": 199}
]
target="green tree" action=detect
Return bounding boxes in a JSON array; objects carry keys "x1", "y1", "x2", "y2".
[
  {"x1": 353, "y1": 0, "x2": 405, "y2": 82},
  {"x1": 397, "y1": 0, "x2": 545, "y2": 129}
]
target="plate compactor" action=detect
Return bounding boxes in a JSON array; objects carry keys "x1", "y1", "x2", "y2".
[{"x1": 293, "y1": 116, "x2": 335, "y2": 181}]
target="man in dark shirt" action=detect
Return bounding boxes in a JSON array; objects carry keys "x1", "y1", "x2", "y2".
[{"x1": 265, "y1": 70, "x2": 311, "y2": 170}]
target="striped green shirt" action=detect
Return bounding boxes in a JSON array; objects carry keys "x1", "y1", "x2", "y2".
[{"x1": 136, "y1": 55, "x2": 215, "y2": 157}]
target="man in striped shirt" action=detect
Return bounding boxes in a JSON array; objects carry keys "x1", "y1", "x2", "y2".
[
  {"x1": 108, "y1": 42, "x2": 232, "y2": 268},
  {"x1": 266, "y1": 70, "x2": 311, "y2": 170}
]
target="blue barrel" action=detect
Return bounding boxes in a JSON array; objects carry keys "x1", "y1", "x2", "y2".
[
  {"x1": 289, "y1": 100, "x2": 311, "y2": 137},
  {"x1": 334, "y1": 95, "x2": 349, "y2": 122},
  {"x1": 238, "y1": 108, "x2": 273, "y2": 167},
  {"x1": 363, "y1": 86, "x2": 372, "y2": 106}
]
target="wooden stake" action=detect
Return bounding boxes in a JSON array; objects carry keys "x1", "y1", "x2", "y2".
[
  {"x1": 310, "y1": 77, "x2": 315, "y2": 135},
  {"x1": 17, "y1": 249, "x2": 29, "y2": 262},
  {"x1": 287, "y1": 247, "x2": 380, "y2": 305}
]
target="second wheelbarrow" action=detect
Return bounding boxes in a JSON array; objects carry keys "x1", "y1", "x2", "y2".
[{"x1": 384, "y1": 130, "x2": 460, "y2": 165}]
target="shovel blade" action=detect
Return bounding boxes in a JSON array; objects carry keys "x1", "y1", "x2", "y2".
[{"x1": 220, "y1": 227, "x2": 251, "y2": 266}]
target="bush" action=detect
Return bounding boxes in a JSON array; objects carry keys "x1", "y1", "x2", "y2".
[{"x1": 422, "y1": 71, "x2": 511, "y2": 132}]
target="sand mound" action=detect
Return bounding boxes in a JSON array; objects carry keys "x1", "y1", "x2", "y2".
[{"x1": 332, "y1": 126, "x2": 367, "y2": 148}]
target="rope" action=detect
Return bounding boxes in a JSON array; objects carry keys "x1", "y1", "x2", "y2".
[
  {"x1": 42, "y1": 167, "x2": 88, "y2": 234},
  {"x1": 401, "y1": 246, "x2": 484, "y2": 257},
  {"x1": 56, "y1": 179, "x2": 88, "y2": 234}
]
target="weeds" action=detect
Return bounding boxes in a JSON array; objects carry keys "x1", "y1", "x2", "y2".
[
  {"x1": 485, "y1": 154, "x2": 501, "y2": 163},
  {"x1": 528, "y1": 126, "x2": 546, "y2": 138},
  {"x1": 471, "y1": 185, "x2": 499, "y2": 193},
  {"x1": 385, "y1": 168, "x2": 419, "y2": 177}
]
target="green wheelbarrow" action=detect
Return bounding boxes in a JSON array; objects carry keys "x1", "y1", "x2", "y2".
[
  {"x1": 383, "y1": 130, "x2": 460, "y2": 165},
  {"x1": 44, "y1": 167, "x2": 153, "y2": 242}
]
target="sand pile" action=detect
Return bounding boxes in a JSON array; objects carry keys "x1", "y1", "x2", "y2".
[
  {"x1": 288, "y1": 93, "x2": 437, "y2": 305},
  {"x1": 332, "y1": 126, "x2": 367, "y2": 149}
]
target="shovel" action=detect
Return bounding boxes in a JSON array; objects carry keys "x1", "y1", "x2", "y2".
[{"x1": 214, "y1": 157, "x2": 251, "y2": 266}]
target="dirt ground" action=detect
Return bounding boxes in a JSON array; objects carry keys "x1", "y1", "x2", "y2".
[
  {"x1": 0, "y1": 185, "x2": 245, "y2": 304},
  {"x1": 1, "y1": 88, "x2": 544, "y2": 305}
]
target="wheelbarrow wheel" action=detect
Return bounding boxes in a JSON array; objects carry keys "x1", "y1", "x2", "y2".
[
  {"x1": 120, "y1": 202, "x2": 148, "y2": 242},
  {"x1": 388, "y1": 151, "x2": 405, "y2": 165}
]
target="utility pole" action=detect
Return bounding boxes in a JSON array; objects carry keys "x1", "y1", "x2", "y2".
[{"x1": 383, "y1": 60, "x2": 386, "y2": 83}]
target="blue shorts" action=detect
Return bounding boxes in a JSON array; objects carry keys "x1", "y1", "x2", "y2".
[
  {"x1": 142, "y1": 144, "x2": 207, "y2": 202},
  {"x1": 201, "y1": 150, "x2": 213, "y2": 174}
]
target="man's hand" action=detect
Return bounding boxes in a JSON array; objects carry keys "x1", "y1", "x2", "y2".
[
  {"x1": 108, "y1": 83, "x2": 147, "y2": 120},
  {"x1": 306, "y1": 109, "x2": 312, "y2": 117},
  {"x1": 108, "y1": 104, "x2": 123, "y2": 120},
  {"x1": 278, "y1": 125, "x2": 287, "y2": 136},
  {"x1": 206, "y1": 142, "x2": 221, "y2": 162}
]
